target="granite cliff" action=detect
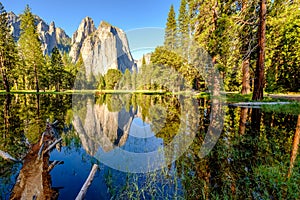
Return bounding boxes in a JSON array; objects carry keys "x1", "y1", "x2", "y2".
[
  {"x1": 7, "y1": 12, "x2": 71, "y2": 54},
  {"x1": 69, "y1": 18, "x2": 136, "y2": 77},
  {"x1": 8, "y1": 12, "x2": 136, "y2": 77}
]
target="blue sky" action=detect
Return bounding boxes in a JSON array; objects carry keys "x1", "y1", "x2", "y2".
[{"x1": 1, "y1": 0, "x2": 180, "y2": 59}]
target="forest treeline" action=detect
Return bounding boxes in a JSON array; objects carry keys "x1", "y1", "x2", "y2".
[
  {"x1": 158, "y1": 0, "x2": 299, "y2": 98},
  {"x1": 0, "y1": 1, "x2": 299, "y2": 99}
]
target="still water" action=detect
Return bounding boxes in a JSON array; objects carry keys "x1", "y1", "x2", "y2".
[{"x1": 0, "y1": 94, "x2": 299, "y2": 199}]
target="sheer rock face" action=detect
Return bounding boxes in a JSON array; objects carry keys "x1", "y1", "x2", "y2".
[
  {"x1": 70, "y1": 19, "x2": 136, "y2": 77},
  {"x1": 73, "y1": 99, "x2": 135, "y2": 155},
  {"x1": 7, "y1": 12, "x2": 20, "y2": 40},
  {"x1": 7, "y1": 12, "x2": 71, "y2": 55},
  {"x1": 69, "y1": 17, "x2": 96, "y2": 62}
]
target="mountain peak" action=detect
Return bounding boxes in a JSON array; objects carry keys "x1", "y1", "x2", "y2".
[
  {"x1": 70, "y1": 17, "x2": 136, "y2": 78},
  {"x1": 69, "y1": 16, "x2": 97, "y2": 62}
]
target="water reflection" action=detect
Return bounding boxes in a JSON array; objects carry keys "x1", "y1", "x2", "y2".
[
  {"x1": 0, "y1": 94, "x2": 299, "y2": 199},
  {"x1": 0, "y1": 94, "x2": 72, "y2": 199},
  {"x1": 72, "y1": 94, "x2": 200, "y2": 173}
]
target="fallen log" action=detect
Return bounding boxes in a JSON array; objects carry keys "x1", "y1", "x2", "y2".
[
  {"x1": 75, "y1": 164, "x2": 99, "y2": 200},
  {"x1": 10, "y1": 121, "x2": 60, "y2": 200}
]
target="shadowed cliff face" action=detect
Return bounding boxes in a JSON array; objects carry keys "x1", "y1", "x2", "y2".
[
  {"x1": 70, "y1": 19, "x2": 136, "y2": 77},
  {"x1": 73, "y1": 99, "x2": 135, "y2": 156}
]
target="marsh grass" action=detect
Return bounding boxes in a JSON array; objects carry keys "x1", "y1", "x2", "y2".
[{"x1": 261, "y1": 102, "x2": 300, "y2": 115}]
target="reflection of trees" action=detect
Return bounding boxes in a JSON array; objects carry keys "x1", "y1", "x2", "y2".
[
  {"x1": 174, "y1": 104, "x2": 300, "y2": 199},
  {"x1": 287, "y1": 115, "x2": 300, "y2": 178},
  {"x1": 239, "y1": 107, "x2": 249, "y2": 135},
  {"x1": 152, "y1": 96, "x2": 181, "y2": 144},
  {"x1": 0, "y1": 94, "x2": 72, "y2": 199}
]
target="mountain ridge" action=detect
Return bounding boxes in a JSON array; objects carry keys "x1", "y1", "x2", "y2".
[{"x1": 7, "y1": 11, "x2": 71, "y2": 54}]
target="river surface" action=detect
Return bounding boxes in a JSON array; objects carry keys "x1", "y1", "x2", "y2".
[{"x1": 0, "y1": 94, "x2": 299, "y2": 199}]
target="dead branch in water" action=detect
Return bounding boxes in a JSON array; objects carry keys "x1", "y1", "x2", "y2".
[
  {"x1": 38, "y1": 143, "x2": 44, "y2": 160},
  {"x1": 47, "y1": 160, "x2": 64, "y2": 172},
  {"x1": 44, "y1": 138, "x2": 62, "y2": 154},
  {"x1": 39, "y1": 132, "x2": 45, "y2": 146},
  {"x1": 0, "y1": 150, "x2": 20, "y2": 162},
  {"x1": 75, "y1": 164, "x2": 99, "y2": 200}
]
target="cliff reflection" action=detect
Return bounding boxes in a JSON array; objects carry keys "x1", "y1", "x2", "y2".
[{"x1": 72, "y1": 94, "x2": 200, "y2": 172}]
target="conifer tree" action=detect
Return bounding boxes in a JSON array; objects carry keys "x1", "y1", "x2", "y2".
[
  {"x1": 74, "y1": 54, "x2": 86, "y2": 89},
  {"x1": 164, "y1": 5, "x2": 177, "y2": 50},
  {"x1": 252, "y1": 0, "x2": 266, "y2": 100},
  {"x1": 178, "y1": 0, "x2": 189, "y2": 55},
  {"x1": 266, "y1": 0, "x2": 300, "y2": 92},
  {"x1": 50, "y1": 47, "x2": 64, "y2": 91},
  {"x1": 142, "y1": 55, "x2": 146, "y2": 66},
  {"x1": 0, "y1": 3, "x2": 18, "y2": 92},
  {"x1": 18, "y1": 5, "x2": 44, "y2": 92}
]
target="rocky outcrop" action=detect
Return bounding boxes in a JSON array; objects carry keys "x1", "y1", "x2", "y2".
[
  {"x1": 69, "y1": 17, "x2": 96, "y2": 62},
  {"x1": 7, "y1": 12, "x2": 71, "y2": 55},
  {"x1": 73, "y1": 98, "x2": 135, "y2": 155},
  {"x1": 70, "y1": 19, "x2": 136, "y2": 77}
]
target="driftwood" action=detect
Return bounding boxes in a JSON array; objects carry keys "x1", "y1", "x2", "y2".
[
  {"x1": 0, "y1": 149, "x2": 20, "y2": 162},
  {"x1": 47, "y1": 160, "x2": 64, "y2": 172},
  {"x1": 44, "y1": 138, "x2": 62, "y2": 154},
  {"x1": 39, "y1": 132, "x2": 46, "y2": 146},
  {"x1": 37, "y1": 143, "x2": 44, "y2": 160},
  {"x1": 10, "y1": 121, "x2": 61, "y2": 200},
  {"x1": 75, "y1": 164, "x2": 99, "y2": 200}
]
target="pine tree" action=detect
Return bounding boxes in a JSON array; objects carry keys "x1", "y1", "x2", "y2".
[
  {"x1": 191, "y1": 0, "x2": 241, "y2": 91},
  {"x1": 178, "y1": 0, "x2": 189, "y2": 55},
  {"x1": 74, "y1": 54, "x2": 86, "y2": 89},
  {"x1": 164, "y1": 5, "x2": 177, "y2": 50},
  {"x1": 142, "y1": 55, "x2": 146, "y2": 66},
  {"x1": 266, "y1": 0, "x2": 300, "y2": 92},
  {"x1": 0, "y1": 3, "x2": 18, "y2": 92},
  {"x1": 18, "y1": 5, "x2": 44, "y2": 92},
  {"x1": 50, "y1": 47, "x2": 64, "y2": 91},
  {"x1": 252, "y1": 0, "x2": 266, "y2": 100}
]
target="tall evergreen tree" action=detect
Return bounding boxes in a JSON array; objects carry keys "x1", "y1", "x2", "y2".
[
  {"x1": 266, "y1": 0, "x2": 300, "y2": 92},
  {"x1": 74, "y1": 54, "x2": 86, "y2": 89},
  {"x1": 0, "y1": 3, "x2": 18, "y2": 92},
  {"x1": 238, "y1": 0, "x2": 259, "y2": 94},
  {"x1": 164, "y1": 5, "x2": 177, "y2": 50},
  {"x1": 252, "y1": 0, "x2": 266, "y2": 100},
  {"x1": 50, "y1": 47, "x2": 64, "y2": 91},
  {"x1": 18, "y1": 5, "x2": 44, "y2": 92},
  {"x1": 178, "y1": 0, "x2": 189, "y2": 55}
]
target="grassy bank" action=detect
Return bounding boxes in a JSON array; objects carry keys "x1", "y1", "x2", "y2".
[{"x1": 0, "y1": 89, "x2": 168, "y2": 95}]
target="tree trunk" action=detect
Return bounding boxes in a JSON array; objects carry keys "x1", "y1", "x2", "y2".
[
  {"x1": 252, "y1": 0, "x2": 266, "y2": 101},
  {"x1": 287, "y1": 115, "x2": 300, "y2": 178},
  {"x1": 239, "y1": 107, "x2": 248, "y2": 135},
  {"x1": 0, "y1": 55, "x2": 10, "y2": 93},
  {"x1": 241, "y1": 59, "x2": 251, "y2": 94},
  {"x1": 34, "y1": 63, "x2": 39, "y2": 93}
]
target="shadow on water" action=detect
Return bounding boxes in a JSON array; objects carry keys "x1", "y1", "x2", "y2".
[{"x1": 0, "y1": 94, "x2": 299, "y2": 199}]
